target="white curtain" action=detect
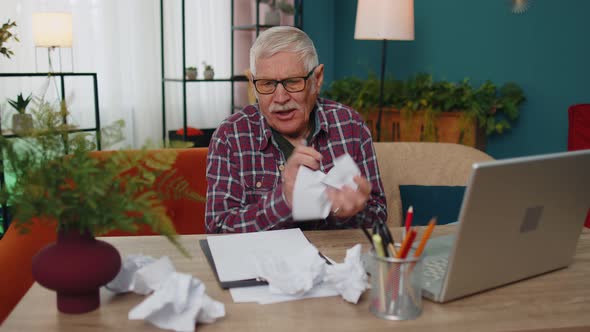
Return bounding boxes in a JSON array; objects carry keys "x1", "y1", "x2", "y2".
[{"x1": 0, "y1": 0, "x2": 231, "y2": 148}]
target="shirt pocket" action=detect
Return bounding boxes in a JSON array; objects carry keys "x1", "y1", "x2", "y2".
[{"x1": 243, "y1": 172, "x2": 279, "y2": 203}]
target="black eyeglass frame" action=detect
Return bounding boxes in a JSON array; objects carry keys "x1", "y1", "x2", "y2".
[{"x1": 252, "y1": 66, "x2": 318, "y2": 95}]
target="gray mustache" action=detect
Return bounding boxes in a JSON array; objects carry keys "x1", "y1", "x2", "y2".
[{"x1": 269, "y1": 103, "x2": 299, "y2": 112}]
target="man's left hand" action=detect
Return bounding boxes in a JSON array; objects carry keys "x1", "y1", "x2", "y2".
[{"x1": 325, "y1": 175, "x2": 371, "y2": 218}]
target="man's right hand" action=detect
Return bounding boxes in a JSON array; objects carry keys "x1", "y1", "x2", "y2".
[{"x1": 282, "y1": 143, "x2": 323, "y2": 207}]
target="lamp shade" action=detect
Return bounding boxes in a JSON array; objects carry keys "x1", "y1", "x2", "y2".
[
  {"x1": 32, "y1": 12, "x2": 73, "y2": 47},
  {"x1": 354, "y1": 0, "x2": 414, "y2": 40}
]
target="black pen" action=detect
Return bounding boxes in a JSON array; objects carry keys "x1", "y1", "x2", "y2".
[{"x1": 377, "y1": 224, "x2": 390, "y2": 257}]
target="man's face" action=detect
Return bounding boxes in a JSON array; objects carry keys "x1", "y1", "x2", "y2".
[{"x1": 254, "y1": 52, "x2": 324, "y2": 140}]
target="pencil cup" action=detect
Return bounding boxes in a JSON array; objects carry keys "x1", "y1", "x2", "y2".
[{"x1": 367, "y1": 247, "x2": 423, "y2": 320}]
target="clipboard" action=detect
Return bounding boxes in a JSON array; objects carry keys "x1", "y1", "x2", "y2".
[
  {"x1": 200, "y1": 234, "x2": 332, "y2": 290},
  {"x1": 199, "y1": 239, "x2": 267, "y2": 289}
]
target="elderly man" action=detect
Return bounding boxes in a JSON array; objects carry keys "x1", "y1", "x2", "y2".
[{"x1": 205, "y1": 26, "x2": 386, "y2": 233}]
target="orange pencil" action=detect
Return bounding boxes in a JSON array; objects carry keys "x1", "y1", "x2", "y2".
[
  {"x1": 414, "y1": 217, "x2": 437, "y2": 257},
  {"x1": 396, "y1": 230, "x2": 417, "y2": 259}
]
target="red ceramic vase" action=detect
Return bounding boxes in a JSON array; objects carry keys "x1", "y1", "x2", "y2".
[{"x1": 31, "y1": 229, "x2": 121, "y2": 314}]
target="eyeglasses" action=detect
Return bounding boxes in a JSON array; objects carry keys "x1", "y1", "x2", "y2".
[{"x1": 253, "y1": 66, "x2": 317, "y2": 95}]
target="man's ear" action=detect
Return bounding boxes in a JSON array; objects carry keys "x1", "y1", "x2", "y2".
[
  {"x1": 246, "y1": 68, "x2": 259, "y2": 102},
  {"x1": 314, "y1": 64, "x2": 325, "y2": 92}
]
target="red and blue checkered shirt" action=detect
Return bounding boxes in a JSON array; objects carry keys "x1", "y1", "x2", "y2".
[{"x1": 205, "y1": 98, "x2": 387, "y2": 233}]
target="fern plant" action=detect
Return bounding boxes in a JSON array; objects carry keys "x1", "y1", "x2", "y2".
[{"x1": 0, "y1": 100, "x2": 203, "y2": 256}]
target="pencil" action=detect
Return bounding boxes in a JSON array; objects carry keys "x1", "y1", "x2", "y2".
[
  {"x1": 361, "y1": 227, "x2": 374, "y2": 248},
  {"x1": 372, "y1": 234, "x2": 386, "y2": 257},
  {"x1": 404, "y1": 206, "x2": 414, "y2": 233},
  {"x1": 388, "y1": 243, "x2": 398, "y2": 257},
  {"x1": 396, "y1": 230, "x2": 417, "y2": 259},
  {"x1": 414, "y1": 217, "x2": 437, "y2": 257}
]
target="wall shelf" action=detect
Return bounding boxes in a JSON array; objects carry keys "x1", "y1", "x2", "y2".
[
  {"x1": 0, "y1": 72, "x2": 102, "y2": 237},
  {"x1": 160, "y1": 0, "x2": 303, "y2": 145}
]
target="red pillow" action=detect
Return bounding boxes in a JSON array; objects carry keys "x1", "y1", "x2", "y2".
[{"x1": 176, "y1": 127, "x2": 204, "y2": 137}]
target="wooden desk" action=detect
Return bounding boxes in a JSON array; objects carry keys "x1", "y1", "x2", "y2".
[{"x1": 3, "y1": 227, "x2": 590, "y2": 332}]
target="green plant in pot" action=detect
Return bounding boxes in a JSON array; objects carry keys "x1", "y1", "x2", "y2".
[
  {"x1": 202, "y1": 61, "x2": 215, "y2": 80},
  {"x1": 323, "y1": 73, "x2": 525, "y2": 148},
  {"x1": 185, "y1": 66, "x2": 197, "y2": 80},
  {"x1": 7, "y1": 93, "x2": 33, "y2": 134},
  {"x1": 0, "y1": 100, "x2": 203, "y2": 314}
]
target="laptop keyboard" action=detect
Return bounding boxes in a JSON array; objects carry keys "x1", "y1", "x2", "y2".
[{"x1": 423, "y1": 256, "x2": 449, "y2": 284}]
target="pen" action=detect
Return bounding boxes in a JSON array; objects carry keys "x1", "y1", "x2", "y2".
[
  {"x1": 378, "y1": 222, "x2": 397, "y2": 256},
  {"x1": 414, "y1": 217, "x2": 437, "y2": 257},
  {"x1": 378, "y1": 223, "x2": 391, "y2": 257}
]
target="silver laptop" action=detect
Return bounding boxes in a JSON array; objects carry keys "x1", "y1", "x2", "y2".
[{"x1": 422, "y1": 149, "x2": 590, "y2": 303}]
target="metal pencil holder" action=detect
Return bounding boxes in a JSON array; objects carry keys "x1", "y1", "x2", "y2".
[{"x1": 367, "y1": 246, "x2": 423, "y2": 320}]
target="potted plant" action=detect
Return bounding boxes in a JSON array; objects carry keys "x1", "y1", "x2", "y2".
[
  {"x1": 260, "y1": 0, "x2": 295, "y2": 26},
  {"x1": 0, "y1": 20, "x2": 18, "y2": 59},
  {"x1": 203, "y1": 62, "x2": 215, "y2": 80},
  {"x1": 0, "y1": 100, "x2": 203, "y2": 314},
  {"x1": 185, "y1": 66, "x2": 197, "y2": 80},
  {"x1": 323, "y1": 73, "x2": 525, "y2": 150},
  {"x1": 7, "y1": 93, "x2": 33, "y2": 134}
]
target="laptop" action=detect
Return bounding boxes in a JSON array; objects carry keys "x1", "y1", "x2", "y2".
[{"x1": 421, "y1": 149, "x2": 590, "y2": 303}]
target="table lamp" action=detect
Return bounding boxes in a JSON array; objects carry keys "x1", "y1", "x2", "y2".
[
  {"x1": 354, "y1": 0, "x2": 414, "y2": 141},
  {"x1": 32, "y1": 12, "x2": 73, "y2": 72}
]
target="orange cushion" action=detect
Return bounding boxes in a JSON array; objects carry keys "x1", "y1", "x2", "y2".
[{"x1": 102, "y1": 148, "x2": 208, "y2": 236}]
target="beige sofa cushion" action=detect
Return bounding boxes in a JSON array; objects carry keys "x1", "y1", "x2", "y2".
[{"x1": 374, "y1": 142, "x2": 494, "y2": 226}]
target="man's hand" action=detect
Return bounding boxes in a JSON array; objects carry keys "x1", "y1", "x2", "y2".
[
  {"x1": 282, "y1": 144, "x2": 323, "y2": 207},
  {"x1": 325, "y1": 175, "x2": 372, "y2": 218}
]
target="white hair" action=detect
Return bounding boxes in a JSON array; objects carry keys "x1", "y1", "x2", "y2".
[{"x1": 249, "y1": 26, "x2": 319, "y2": 77}]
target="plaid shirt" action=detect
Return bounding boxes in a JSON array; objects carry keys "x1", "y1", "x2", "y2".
[{"x1": 205, "y1": 98, "x2": 387, "y2": 233}]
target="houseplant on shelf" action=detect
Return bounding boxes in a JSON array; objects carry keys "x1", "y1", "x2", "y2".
[
  {"x1": 185, "y1": 66, "x2": 197, "y2": 80},
  {"x1": 202, "y1": 62, "x2": 215, "y2": 80},
  {"x1": 260, "y1": 0, "x2": 295, "y2": 26},
  {"x1": 0, "y1": 100, "x2": 203, "y2": 314},
  {"x1": 323, "y1": 73, "x2": 525, "y2": 149},
  {"x1": 7, "y1": 93, "x2": 33, "y2": 134}
]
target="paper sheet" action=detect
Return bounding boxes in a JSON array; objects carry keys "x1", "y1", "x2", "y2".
[
  {"x1": 229, "y1": 284, "x2": 339, "y2": 304},
  {"x1": 207, "y1": 228, "x2": 316, "y2": 283}
]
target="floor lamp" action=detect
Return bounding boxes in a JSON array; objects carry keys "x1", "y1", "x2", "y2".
[
  {"x1": 32, "y1": 12, "x2": 73, "y2": 74},
  {"x1": 354, "y1": 0, "x2": 414, "y2": 142}
]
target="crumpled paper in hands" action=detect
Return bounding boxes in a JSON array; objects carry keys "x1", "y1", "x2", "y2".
[
  {"x1": 107, "y1": 254, "x2": 225, "y2": 332},
  {"x1": 292, "y1": 153, "x2": 360, "y2": 221}
]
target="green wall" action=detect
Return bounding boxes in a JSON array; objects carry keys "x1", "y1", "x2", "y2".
[{"x1": 305, "y1": 0, "x2": 590, "y2": 158}]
